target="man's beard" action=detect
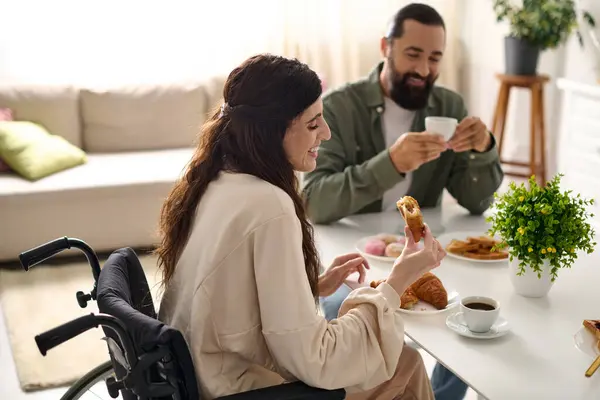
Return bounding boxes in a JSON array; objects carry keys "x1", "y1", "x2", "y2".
[{"x1": 387, "y1": 59, "x2": 437, "y2": 110}]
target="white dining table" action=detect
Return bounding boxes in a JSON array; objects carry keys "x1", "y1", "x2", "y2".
[{"x1": 313, "y1": 200, "x2": 600, "y2": 400}]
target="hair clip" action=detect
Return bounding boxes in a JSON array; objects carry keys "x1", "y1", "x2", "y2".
[{"x1": 219, "y1": 103, "x2": 228, "y2": 118}]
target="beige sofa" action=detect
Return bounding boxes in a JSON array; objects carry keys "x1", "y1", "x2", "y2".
[{"x1": 0, "y1": 77, "x2": 225, "y2": 262}]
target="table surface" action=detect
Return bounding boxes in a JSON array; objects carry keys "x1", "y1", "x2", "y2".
[{"x1": 313, "y1": 202, "x2": 600, "y2": 399}]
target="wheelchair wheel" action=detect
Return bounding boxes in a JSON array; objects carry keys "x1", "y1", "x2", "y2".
[{"x1": 60, "y1": 360, "x2": 115, "y2": 400}]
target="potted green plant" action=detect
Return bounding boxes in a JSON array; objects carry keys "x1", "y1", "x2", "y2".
[
  {"x1": 493, "y1": 0, "x2": 596, "y2": 76},
  {"x1": 486, "y1": 174, "x2": 596, "y2": 297}
]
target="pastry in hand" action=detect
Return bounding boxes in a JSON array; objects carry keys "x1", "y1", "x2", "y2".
[
  {"x1": 410, "y1": 272, "x2": 448, "y2": 310},
  {"x1": 400, "y1": 287, "x2": 419, "y2": 310},
  {"x1": 384, "y1": 242, "x2": 404, "y2": 258},
  {"x1": 396, "y1": 196, "x2": 425, "y2": 242},
  {"x1": 583, "y1": 319, "x2": 600, "y2": 350}
]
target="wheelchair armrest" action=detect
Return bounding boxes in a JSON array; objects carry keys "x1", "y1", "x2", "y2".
[{"x1": 216, "y1": 381, "x2": 346, "y2": 399}]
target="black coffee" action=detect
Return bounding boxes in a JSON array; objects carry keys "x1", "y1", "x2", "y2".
[{"x1": 464, "y1": 302, "x2": 495, "y2": 311}]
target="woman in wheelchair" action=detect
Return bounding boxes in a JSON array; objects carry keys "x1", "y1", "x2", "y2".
[{"x1": 155, "y1": 54, "x2": 445, "y2": 400}]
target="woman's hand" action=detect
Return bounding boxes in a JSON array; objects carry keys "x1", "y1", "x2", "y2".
[
  {"x1": 318, "y1": 253, "x2": 370, "y2": 297},
  {"x1": 386, "y1": 224, "x2": 446, "y2": 296}
]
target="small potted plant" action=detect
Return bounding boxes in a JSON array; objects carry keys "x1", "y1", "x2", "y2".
[
  {"x1": 493, "y1": 0, "x2": 596, "y2": 76},
  {"x1": 486, "y1": 174, "x2": 596, "y2": 297}
]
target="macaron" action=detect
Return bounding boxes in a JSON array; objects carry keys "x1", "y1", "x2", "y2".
[{"x1": 364, "y1": 239, "x2": 387, "y2": 256}]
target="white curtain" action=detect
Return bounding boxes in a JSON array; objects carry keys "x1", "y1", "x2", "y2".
[
  {"x1": 268, "y1": 0, "x2": 461, "y2": 90},
  {"x1": 0, "y1": 0, "x2": 460, "y2": 90}
]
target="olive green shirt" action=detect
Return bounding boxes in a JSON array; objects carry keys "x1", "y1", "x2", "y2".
[{"x1": 302, "y1": 63, "x2": 504, "y2": 224}]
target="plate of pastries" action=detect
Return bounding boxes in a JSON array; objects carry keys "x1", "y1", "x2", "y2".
[
  {"x1": 370, "y1": 272, "x2": 459, "y2": 314},
  {"x1": 439, "y1": 231, "x2": 509, "y2": 263},
  {"x1": 355, "y1": 196, "x2": 427, "y2": 262}
]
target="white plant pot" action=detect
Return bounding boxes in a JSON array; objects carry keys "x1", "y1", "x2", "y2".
[{"x1": 508, "y1": 257, "x2": 554, "y2": 298}]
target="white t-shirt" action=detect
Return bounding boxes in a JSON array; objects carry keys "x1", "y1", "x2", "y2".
[{"x1": 381, "y1": 97, "x2": 416, "y2": 211}]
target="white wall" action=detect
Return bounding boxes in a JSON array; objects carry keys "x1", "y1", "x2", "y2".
[
  {"x1": 563, "y1": 0, "x2": 600, "y2": 84},
  {"x1": 458, "y1": 0, "x2": 600, "y2": 179},
  {"x1": 0, "y1": 0, "x2": 281, "y2": 86}
]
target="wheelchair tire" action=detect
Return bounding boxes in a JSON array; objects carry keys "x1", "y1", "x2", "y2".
[{"x1": 60, "y1": 360, "x2": 115, "y2": 400}]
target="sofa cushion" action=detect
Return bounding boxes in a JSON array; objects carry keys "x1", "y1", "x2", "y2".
[
  {"x1": 80, "y1": 83, "x2": 208, "y2": 153},
  {"x1": 0, "y1": 121, "x2": 87, "y2": 181},
  {"x1": 0, "y1": 148, "x2": 194, "y2": 196},
  {"x1": 0, "y1": 85, "x2": 81, "y2": 147}
]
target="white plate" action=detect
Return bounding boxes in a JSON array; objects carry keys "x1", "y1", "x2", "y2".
[
  {"x1": 436, "y1": 231, "x2": 509, "y2": 264},
  {"x1": 397, "y1": 290, "x2": 460, "y2": 315},
  {"x1": 446, "y1": 311, "x2": 510, "y2": 339},
  {"x1": 574, "y1": 325, "x2": 600, "y2": 359},
  {"x1": 355, "y1": 235, "x2": 405, "y2": 263}
]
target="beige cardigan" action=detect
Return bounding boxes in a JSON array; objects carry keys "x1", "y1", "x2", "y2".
[{"x1": 158, "y1": 172, "x2": 406, "y2": 399}]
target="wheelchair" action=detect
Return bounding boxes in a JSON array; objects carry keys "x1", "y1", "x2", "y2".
[{"x1": 20, "y1": 237, "x2": 346, "y2": 400}]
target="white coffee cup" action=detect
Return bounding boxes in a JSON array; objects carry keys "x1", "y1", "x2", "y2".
[
  {"x1": 425, "y1": 116, "x2": 458, "y2": 141},
  {"x1": 460, "y1": 296, "x2": 500, "y2": 333}
]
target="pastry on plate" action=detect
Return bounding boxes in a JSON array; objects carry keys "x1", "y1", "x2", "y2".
[
  {"x1": 445, "y1": 236, "x2": 508, "y2": 260},
  {"x1": 364, "y1": 238, "x2": 387, "y2": 256},
  {"x1": 466, "y1": 235, "x2": 497, "y2": 248},
  {"x1": 400, "y1": 287, "x2": 419, "y2": 309},
  {"x1": 370, "y1": 279, "x2": 419, "y2": 310},
  {"x1": 583, "y1": 319, "x2": 600, "y2": 350},
  {"x1": 462, "y1": 249, "x2": 509, "y2": 260},
  {"x1": 446, "y1": 239, "x2": 480, "y2": 254},
  {"x1": 409, "y1": 272, "x2": 448, "y2": 310},
  {"x1": 371, "y1": 273, "x2": 448, "y2": 311},
  {"x1": 384, "y1": 242, "x2": 404, "y2": 258},
  {"x1": 376, "y1": 233, "x2": 400, "y2": 245},
  {"x1": 396, "y1": 196, "x2": 425, "y2": 242}
]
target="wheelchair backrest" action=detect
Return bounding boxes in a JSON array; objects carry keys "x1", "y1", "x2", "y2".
[{"x1": 96, "y1": 247, "x2": 200, "y2": 399}]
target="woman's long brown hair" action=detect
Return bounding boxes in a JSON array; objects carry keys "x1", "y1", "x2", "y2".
[{"x1": 155, "y1": 54, "x2": 323, "y2": 300}]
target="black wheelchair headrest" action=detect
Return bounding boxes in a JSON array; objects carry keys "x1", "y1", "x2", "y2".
[{"x1": 96, "y1": 247, "x2": 200, "y2": 399}]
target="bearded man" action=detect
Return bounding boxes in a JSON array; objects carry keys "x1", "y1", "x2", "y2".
[
  {"x1": 302, "y1": 3, "x2": 503, "y2": 400},
  {"x1": 302, "y1": 3, "x2": 503, "y2": 225}
]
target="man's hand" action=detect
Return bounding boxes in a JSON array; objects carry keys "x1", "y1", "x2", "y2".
[
  {"x1": 389, "y1": 132, "x2": 447, "y2": 173},
  {"x1": 448, "y1": 116, "x2": 492, "y2": 153},
  {"x1": 318, "y1": 253, "x2": 370, "y2": 297}
]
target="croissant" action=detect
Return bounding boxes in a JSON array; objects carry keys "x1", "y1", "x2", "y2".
[
  {"x1": 370, "y1": 273, "x2": 448, "y2": 310},
  {"x1": 400, "y1": 287, "x2": 419, "y2": 309},
  {"x1": 396, "y1": 196, "x2": 425, "y2": 242},
  {"x1": 410, "y1": 272, "x2": 448, "y2": 310}
]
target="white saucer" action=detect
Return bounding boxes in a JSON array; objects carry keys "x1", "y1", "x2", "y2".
[{"x1": 446, "y1": 311, "x2": 510, "y2": 339}]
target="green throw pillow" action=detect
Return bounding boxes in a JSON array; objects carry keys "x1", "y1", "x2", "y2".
[{"x1": 0, "y1": 121, "x2": 87, "y2": 181}]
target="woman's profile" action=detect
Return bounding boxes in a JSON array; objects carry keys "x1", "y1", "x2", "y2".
[{"x1": 156, "y1": 53, "x2": 444, "y2": 400}]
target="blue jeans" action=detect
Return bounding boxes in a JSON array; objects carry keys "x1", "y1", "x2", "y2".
[{"x1": 320, "y1": 285, "x2": 469, "y2": 400}]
